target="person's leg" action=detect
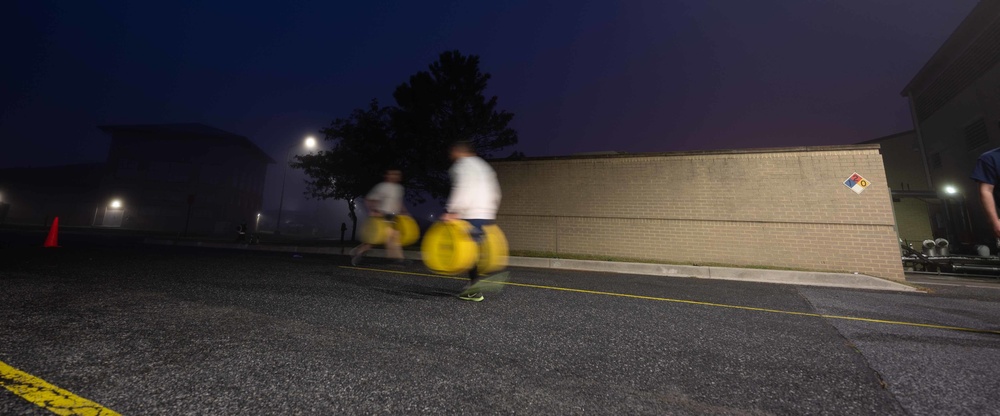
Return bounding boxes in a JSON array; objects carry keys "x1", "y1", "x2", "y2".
[
  {"x1": 350, "y1": 243, "x2": 371, "y2": 265},
  {"x1": 465, "y1": 219, "x2": 487, "y2": 283},
  {"x1": 456, "y1": 219, "x2": 488, "y2": 301},
  {"x1": 385, "y1": 228, "x2": 403, "y2": 261}
]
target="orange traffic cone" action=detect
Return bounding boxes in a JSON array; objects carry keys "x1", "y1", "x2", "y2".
[{"x1": 44, "y1": 217, "x2": 60, "y2": 248}]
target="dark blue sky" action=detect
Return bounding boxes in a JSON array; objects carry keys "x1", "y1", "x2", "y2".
[{"x1": 0, "y1": 0, "x2": 980, "y2": 214}]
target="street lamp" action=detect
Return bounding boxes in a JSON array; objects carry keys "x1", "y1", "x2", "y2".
[
  {"x1": 943, "y1": 185, "x2": 958, "y2": 195},
  {"x1": 96, "y1": 198, "x2": 125, "y2": 227},
  {"x1": 255, "y1": 212, "x2": 262, "y2": 232},
  {"x1": 274, "y1": 136, "x2": 317, "y2": 234}
]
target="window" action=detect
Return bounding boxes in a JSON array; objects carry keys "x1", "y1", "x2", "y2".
[
  {"x1": 201, "y1": 165, "x2": 224, "y2": 185},
  {"x1": 929, "y1": 152, "x2": 942, "y2": 170},
  {"x1": 965, "y1": 118, "x2": 988, "y2": 151},
  {"x1": 148, "y1": 161, "x2": 191, "y2": 182},
  {"x1": 116, "y1": 159, "x2": 138, "y2": 178}
]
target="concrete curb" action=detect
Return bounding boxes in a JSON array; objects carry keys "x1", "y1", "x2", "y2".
[
  {"x1": 144, "y1": 238, "x2": 917, "y2": 292},
  {"x1": 508, "y1": 257, "x2": 916, "y2": 292}
]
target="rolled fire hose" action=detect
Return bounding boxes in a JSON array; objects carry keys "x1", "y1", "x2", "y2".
[
  {"x1": 422, "y1": 220, "x2": 479, "y2": 275},
  {"x1": 396, "y1": 215, "x2": 420, "y2": 247},
  {"x1": 360, "y1": 215, "x2": 421, "y2": 246},
  {"x1": 360, "y1": 217, "x2": 389, "y2": 245},
  {"x1": 422, "y1": 221, "x2": 510, "y2": 275},
  {"x1": 478, "y1": 224, "x2": 509, "y2": 274}
]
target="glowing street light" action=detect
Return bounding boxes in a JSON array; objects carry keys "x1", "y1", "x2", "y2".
[
  {"x1": 275, "y1": 136, "x2": 318, "y2": 234},
  {"x1": 110, "y1": 199, "x2": 122, "y2": 209},
  {"x1": 943, "y1": 185, "x2": 958, "y2": 195}
]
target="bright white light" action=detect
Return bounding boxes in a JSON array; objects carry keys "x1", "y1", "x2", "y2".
[
  {"x1": 305, "y1": 136, "x2": 317, "y2": 148},
  {"x1": 110, "y1": 199, "x2": 122, "y2": 209},
  {"x1": 257, "y1": 213, "x2": 261, "y2": 218},
  {"x1": 944, "y1": 185, "x2": 958, "y2": 195}
]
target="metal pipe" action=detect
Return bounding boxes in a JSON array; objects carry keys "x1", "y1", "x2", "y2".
[
  {"x1": 951, "y1": 264, "x2": 1000, "y2": 275},
  {"x1": 907, "y1": 91, "x2": 934, "y2": 189}
]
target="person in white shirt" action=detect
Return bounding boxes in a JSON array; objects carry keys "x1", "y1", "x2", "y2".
[
  {"x1": 351, "y1": 169, "x2": 407, "y2": 265},
  {"x1": 440, "y1": 141, "x2": 502, "y2": 301}
]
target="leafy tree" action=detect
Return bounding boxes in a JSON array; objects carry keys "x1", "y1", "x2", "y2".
[
  {"x1": 291, "y1": 99, "x2": 398, "y2": 240},
  {"x1": 392, "y1": 50, "x2": 518, "y2": 200},
  {"x1": 293, "y1": 51, "x2": 519, "y2": 237}
]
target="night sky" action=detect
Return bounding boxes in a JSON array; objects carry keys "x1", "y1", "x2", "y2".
[{"x1": 0, "y1": 0, "x2": 980, "y2": 216}]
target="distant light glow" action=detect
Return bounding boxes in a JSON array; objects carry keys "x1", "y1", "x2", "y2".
[
  {"x1": 944, "y1": 185, "x2": 958, "y2": 195},
  {"x1": 305, "y1": 136, "x2": 316, "y2": 148},
  {"x1": 110, "y1": 199, "x2": 122, "y2": 209}
]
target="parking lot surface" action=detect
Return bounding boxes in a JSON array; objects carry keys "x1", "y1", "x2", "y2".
[{"x1": 1, "y1": 235, "x2": 998, "y2": 415}]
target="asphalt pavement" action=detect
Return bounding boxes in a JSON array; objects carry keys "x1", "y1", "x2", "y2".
[{"x1": 1, "y1": 230, "x2": 998, "y2": 415}]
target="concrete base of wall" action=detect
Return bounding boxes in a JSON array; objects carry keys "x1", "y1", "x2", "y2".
[
  {"x1": 145, "y1": 238, "x2": 917, "y2": 292},
  {"x1": 509, "y1": 257, "x2": 916, "y2": 292}
]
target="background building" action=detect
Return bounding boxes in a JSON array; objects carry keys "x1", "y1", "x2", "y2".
[
  {"x1": 96, "y1": 123, "x2": 275, "y2": 235},
  {"x1": 900, "y1": 0, "x2": 1000, "y2": 247},
  {"x1": 0, "y1": 163, "x2": 105, "y2": 227},
  {"x1": 859, "y1": 131, "x2": 936, "y2": 247}
]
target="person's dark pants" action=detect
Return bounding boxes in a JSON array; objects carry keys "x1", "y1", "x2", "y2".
[{"x1": 464, "y1": 219, "x2": 494, "y2": 283}]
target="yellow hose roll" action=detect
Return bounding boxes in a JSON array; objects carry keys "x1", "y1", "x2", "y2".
[
  {"x1": 421, "y1": 220, "x2": 478, "y2": 275},
  {"x1": 478, "y1": 224, "x2": 509, "y2": 274},
  {"x1": 360, "y1": 217, "x2": 388, "y2": 245},
  {"x1": 395, "y1": 215, "x2": 420, "y2": 247}
]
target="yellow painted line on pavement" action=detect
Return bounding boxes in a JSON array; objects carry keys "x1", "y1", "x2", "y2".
[
  {"x1": 342, "y1": 266, "x2": 1000, "y2": 336},
  {"x1": 0, "y1": 360, "x2": 120, "y2": 416}
]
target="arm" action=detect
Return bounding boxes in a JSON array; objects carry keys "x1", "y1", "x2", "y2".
[
  {"x1": 365, "y1": 184, "x2": 383, "y2": 216},
  {"x1": 979, "y1": 182, "x2": 1000, "y2": 238},
  {"x1": 392, "y1": 186, "x2": 408, "y2": 216},
  {"x1": 443, "y1": 162, "x2": 470, "y2": 219},
  {"x1": 442, "y1": 182, "x2": 467, "y2": 221}
]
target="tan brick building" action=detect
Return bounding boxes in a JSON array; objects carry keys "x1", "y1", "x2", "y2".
[{"x1": 492, "y1": 144, "x2": 904, "y2": 281}]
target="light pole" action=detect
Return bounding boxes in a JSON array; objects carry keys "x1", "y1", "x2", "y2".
[{"x1": 275, "y1": 136, "x2": 317, "y2": 234}]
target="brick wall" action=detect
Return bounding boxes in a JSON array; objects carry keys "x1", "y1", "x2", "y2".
[{"x1": 492, "y1": 145, "x2": 905, "y2": 281}]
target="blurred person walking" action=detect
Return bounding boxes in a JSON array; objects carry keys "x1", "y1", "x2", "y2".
[
  {"x1": 351, "y1": 169, "x2": 407, "y2": 265},
  {"x1": 440, "y1": 141, "x2": 502, "y2": 301}
]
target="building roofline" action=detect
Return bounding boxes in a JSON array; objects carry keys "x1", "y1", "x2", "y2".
[
  {"x1": 856, "y1": 130, "x2": 914, "y2": 145},
  {"x1": 490, "y1": 144, "x2": 881, "y2": 163},
  {"x1": 900, "y1": 0, "x2": 1000, "y2": 96},
  {"x1": 98, "y1": 123, "x2": 277, "y2": 164}
]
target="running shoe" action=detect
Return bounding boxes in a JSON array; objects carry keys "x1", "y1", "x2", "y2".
[{"x1": 457, "y1": 292, "x2": 484, "y2": 302}]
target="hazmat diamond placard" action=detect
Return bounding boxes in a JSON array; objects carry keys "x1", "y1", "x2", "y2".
[{"x1": 843, "y1": 172, "x2": 870, "y2": 194}]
